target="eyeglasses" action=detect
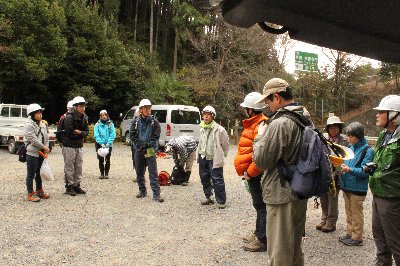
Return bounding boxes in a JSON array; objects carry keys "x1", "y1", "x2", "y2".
[{"x1": 77, "y1": 104, "x2": 86, "y2": 107}]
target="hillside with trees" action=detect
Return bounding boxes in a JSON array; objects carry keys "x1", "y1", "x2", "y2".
[{"x1": 0, "y1": 0, "x2": 399, "y2": 132}]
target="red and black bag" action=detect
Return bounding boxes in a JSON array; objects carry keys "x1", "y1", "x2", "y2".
[{"x1": 158, "y1": 171, "x2": 171, "y2": 186}]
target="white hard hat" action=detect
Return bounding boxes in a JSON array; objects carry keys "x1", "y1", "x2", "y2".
[
  {"x1": 72, "y1": 96, "x2": 87, "y2": 106},
  {"x1": 373, "y1": 95, "x2": 400, "y2": 112},
  {"x1": 139, "y1": 99, "x2": 152, "y2": 108},
  {"x1": 97, "y1": 147, "x2": 109, "y2": 157},
  {"x1": 67, "y1": 100, "x2": 74, "y2": 109},
  {"x1": 202, "y1": 105, "x2": 216, "y2": 118},
  {"x1": 240, "y1": 92, "x2": 266, "y2": 110},
  {"x1": 99, "y1": 110, "x2": 108, "y2": 115},
  {"x1": 27, "y1": 103, "x2": 44, "y2": 115},
  {"x1": 326, "y1": 115, "x2": 344, "y2": 126}
]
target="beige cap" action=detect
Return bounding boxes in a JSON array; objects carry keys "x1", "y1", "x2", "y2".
[{"x1": 255, "y1": 78, "x2": 289, "y2": 103}]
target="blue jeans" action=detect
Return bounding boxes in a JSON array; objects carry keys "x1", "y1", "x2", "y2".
[
  {"x1": 248, "y1": 175, "x2": 267, "y2": 243},
  {"x1": 199, "y1": 157, "x2": 226, "y2": 204},
  {"x1": 134, "y1": 151, "x2": 160, "y2": 198},
  {"x1": 26, "y1": 155, "x2": 44, "y2": 193}
]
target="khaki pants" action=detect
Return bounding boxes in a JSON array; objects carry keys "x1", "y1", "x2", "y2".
[
  {"x1": 184, "y1": 150, "x2": 196, "y2": 172},
  {"x1": 320, "y1": 189, "x2": 339, "y2": 225},
  {"x1": 343, "y1": 191, "x2": 366, "y2": 241},
  {"x1": 267, "y1": 199, "x2": 308, "y2": 266},
  {"x1": 62, "y1": 146, "x2": 84, "y2": 187}
]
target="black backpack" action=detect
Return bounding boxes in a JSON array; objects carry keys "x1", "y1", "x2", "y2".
[
  {"x1": 17, "y1": 127, "x2": 42, "y2": 163},
  {"x1": 171, "y1": 165, "x2": 186, "y2": 185},
  {"x1": 55, "y1": 114, "x2": 66, "y2": 143},
  {"x1": 277, "y1": 111, "x2": 335, "y2": 199}
]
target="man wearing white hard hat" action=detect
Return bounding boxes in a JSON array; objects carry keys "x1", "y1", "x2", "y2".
[
  {"x1": 61, "y1": 96, "x2": 89, "y2": 196},
  {"x1": 369, "y1": 95, "x2": 400, "y2": 265},
  {"x1": 253, "y1": 78, "x2": 313, "y2": 265},
  {"x1": 130, "y1": 99, "x2": 164, "y2": 202},
  {"x1": 94, "y1": 110, "x2": 116, "y2": 179},
  {"x1": 198, "y1": 105, "x2": 229, "y2": 209},
  {"x1": 234, "y1": 92, "x2": 268, "y2": 252},
  {"x1": 23, "y1": 103, "x2": 50, "y2": 202}
]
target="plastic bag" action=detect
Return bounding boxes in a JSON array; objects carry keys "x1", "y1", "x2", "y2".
[
  {"x1": 40, "y1": 159, "x2": 54, "y2": 181},
  {"x1": 97, "y1": 147, "x2": 109, "y2": 157}
]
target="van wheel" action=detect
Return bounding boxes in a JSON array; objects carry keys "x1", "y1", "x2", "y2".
[
  {"x1": 125, "y1": 131, "x2": 131, "y2": 145},
  {"x1": 8, "y1": 139, "x2": 17, "y2": 154}
]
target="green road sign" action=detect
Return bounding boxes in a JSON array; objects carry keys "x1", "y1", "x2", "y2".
[{"x1": 295, "y1": 51, "x2": 318, "y2": 71}]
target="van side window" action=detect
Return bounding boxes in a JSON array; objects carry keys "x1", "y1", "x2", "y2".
[
  {"x1": 22, "y1": 108, "x2": 28, "y2": 117},
  {"x1": 10, "y1": 107, "x2": 21, "y2": 117},
  {"x1": 125, "y1": 109, "x2": 135, "y2": 119},
  {"x1": 1, "y1": 107, "x2": 9, "y2": 117},
  {"x1": 153, "y1": 110, "x2": 167, "y2": 123},
  {"x1": 171, "y1": 110, "x2": 200, "y2": 124}
]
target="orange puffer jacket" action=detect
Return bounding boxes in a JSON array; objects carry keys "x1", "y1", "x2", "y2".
[{"x1": 234, "y1": 113, "x2": 268, "y2": 178}]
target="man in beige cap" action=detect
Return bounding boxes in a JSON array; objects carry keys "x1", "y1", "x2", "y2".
[{"x1": 253, "y1": 78, "x2": 313, "y2": 266}]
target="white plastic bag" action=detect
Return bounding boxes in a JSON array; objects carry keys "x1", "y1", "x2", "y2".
[
  {"x1": 97, "y1": 147, "x2": 109, "y2": 157},
  {"x1": 40, "y1": 159, "x2": 54, "y2": 181}
]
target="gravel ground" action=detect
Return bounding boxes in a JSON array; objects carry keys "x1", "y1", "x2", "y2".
[{"x1": 0, "y1": 143, "x2": 377, "y2": 265}]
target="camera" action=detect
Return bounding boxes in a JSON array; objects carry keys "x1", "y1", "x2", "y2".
[{"x1": 363, "y1": 162, "x2": 377, "y2": 175}]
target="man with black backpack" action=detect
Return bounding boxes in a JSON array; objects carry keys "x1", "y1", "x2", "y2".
[{"x1": 253, "y1": 78, "x2": 313, "y2": 266}]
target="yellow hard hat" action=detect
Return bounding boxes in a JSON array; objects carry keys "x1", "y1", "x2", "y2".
[{"x1": 328, "y1": 144, "x2": 354, "y2": 167}]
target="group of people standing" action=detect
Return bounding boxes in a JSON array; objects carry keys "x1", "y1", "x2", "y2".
[
  {"x1": 233, "y1": 78, "x2": 400, "y2": 266},
  {"x1": 22, "y1": 78, "x2": 400, "y2": 265}
]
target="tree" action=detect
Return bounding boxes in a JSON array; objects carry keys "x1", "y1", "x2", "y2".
[{"x1": 379, "y1": 63, "x2": 400, "y2": 91}]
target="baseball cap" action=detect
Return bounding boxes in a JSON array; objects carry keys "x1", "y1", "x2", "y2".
[{"x1": 255, "y1": 78, "x2": 289, "y2": 103}]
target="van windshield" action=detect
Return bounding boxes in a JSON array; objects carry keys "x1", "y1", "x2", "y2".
[{"x1": 171, "y1": 110, "x2": 200, "y2": 124}]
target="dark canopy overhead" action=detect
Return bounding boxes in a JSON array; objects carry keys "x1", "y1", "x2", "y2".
[{"x1": 192, "y1": 0, "x2": 400, "y2": 63}]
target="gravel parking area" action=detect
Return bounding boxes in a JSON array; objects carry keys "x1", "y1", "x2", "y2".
[{"x1": 0, "y1": 143, "x2": 377, "y2": 265}]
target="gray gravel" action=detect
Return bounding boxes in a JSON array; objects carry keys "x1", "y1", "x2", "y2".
[{"x1": 0, "y1": 143, "x2": 376, "y2": 265}]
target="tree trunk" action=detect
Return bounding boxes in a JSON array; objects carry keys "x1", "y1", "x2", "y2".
[
  {"x1": 149, "y1": 0, "x2": 154, "y2": 53},
  {"x1": 154, "y1": 0, "x2": 161, "y2": 52},
  {"x1": 133, "y1": 0, "x2": 139, "y2": 42},
  {"x1": 172, "y1": 30, "x2": 178, "y2": 75}
]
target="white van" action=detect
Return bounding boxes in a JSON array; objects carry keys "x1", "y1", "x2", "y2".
[{"x1": 120, "y1": 105, "x2": 201, "y2": 147}]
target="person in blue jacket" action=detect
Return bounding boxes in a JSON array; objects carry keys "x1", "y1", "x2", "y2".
[
  {"x1": 94, "y1": 110, "x2": 116, "y2": 179},
  {"x1": 339, "y1": 122, "x2": 374, "y2": 246}
]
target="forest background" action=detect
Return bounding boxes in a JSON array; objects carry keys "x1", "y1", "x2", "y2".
[{"x1": 1, "y1": 0, "x2": 399, "y2": 136}]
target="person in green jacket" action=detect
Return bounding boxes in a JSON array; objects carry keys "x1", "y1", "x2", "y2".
[{"x1": 369, "y1": 95, "x2": 400, "y2": 266}]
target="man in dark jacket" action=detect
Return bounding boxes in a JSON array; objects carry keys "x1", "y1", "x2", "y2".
[
  {"x1": 61, "y1": 96, "x2": 89, "y2": 196},
  {"x1": 130, "y1": 99, "x2": 164, "y2": 202}
]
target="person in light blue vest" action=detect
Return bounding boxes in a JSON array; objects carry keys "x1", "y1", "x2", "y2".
[{"x1": 94, "y1": 110, "x2": 116, "y2": 179}]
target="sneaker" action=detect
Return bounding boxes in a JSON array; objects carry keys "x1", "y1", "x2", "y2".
[
  {"x1": 27, "y1": 192, "x2": 41, "y2": 202},
  {"x1": 343, "y1": 238, "x2": 363, "y2": 246},
  {"x1": 74, "y1": 186, "x2": 86, "y2": 194},
  {"x1": 243, "y1": 232, "x2": 256, "y2": 243},
  {"x1": 99, "y1": 175, "x2": 104, "y2": 179},
  {"x1": 66, "y1": 186, "x2": 76, "y2": 196},
  {"x1": 104, "y1": 175, "x2": 109, "y2": 179},
  {"x1": 181, "y1": 182, "x2": 189, "y2": 186},
  {"x1": 200, "y1": 197, "x2": 215, "y2": 205},
  {"x1": 242, "y1": 239, "x2": 267, "y2": 252},
  {"x1": 132, "y1": 177, "x2": 137, "y2": 182},
  {"x1": 316, "y1": 221, "x2": 326, "y2": 230},
  {"x1": 339, "y1": 234, "x2": 352, "y2": 242},
  {"x1": 216, "y1": 203, "x2": 226, "y2": 209},
  {"x1": 36, "y1": 189, "x2": 50, "y2": 199},
  {"x1": 136, "y1": 192, "x2": 147, "y2": 198},
  {"x1": 153, "y1": 196, "x2": 164, "y2": 203},
  {"x1": 321, "y1": 223, "x2": 336, "y2": 233}
]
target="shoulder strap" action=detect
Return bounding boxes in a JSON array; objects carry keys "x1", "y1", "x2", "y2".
[{"x1": 355, "y1": 146, "x2": 370, "y2": 166}]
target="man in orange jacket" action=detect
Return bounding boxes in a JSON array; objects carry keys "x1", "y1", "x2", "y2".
[{"x1": 234, "y1": 92, "x2": 268, "y2": 252}]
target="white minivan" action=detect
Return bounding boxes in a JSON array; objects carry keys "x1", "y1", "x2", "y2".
[{"x1": 120, "y1": 105, "x2": 201, "y2": 147}]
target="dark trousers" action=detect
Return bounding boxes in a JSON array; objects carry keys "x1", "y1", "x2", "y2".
[
  {"x1": 199, "y1": 157, "x2": 226, "y2": 204},
  {"x1": 26, "y1": 155, "x2": 44, "y2": 193},
  {"x1": 372, "y1": 196, "x2": 400, "y2": 265},
  {"x1": 95, "y1": 144, "x2": 112, "y2": 175},
  {"x1": 248, "y1": 175, "x2": 267, "y2": 244},
  {"x1": 134, "y1": 150, "x2": 160, "y2": 198}
]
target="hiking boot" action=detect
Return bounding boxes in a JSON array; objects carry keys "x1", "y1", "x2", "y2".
[
  {"x1": 36, "y1": 189, "x2": 50, "y2": 199},
  {"x1": 136, "y1": 192, "x2": 147, "y2": 198},
  {"x1": 99, "y1": 175, "x2": 104, "y2": 179},
  {"x1": 216, "y1": 203, "x2": 226, "y2": 209},
  {"x1": 153, "y1": 196, "x2": 164, "y2": 203},
  {"x1": 74, "y1": 186, "x2": 86, "y2": 194},
  {"x1": 181, "y1": 182, "x2": 189, "y2": 186},
  {"x1": 339, "y1": 234, "x2": 352, "y2": 243},
  {"x1": 316, "y1": 221, "x2": 326, "y2": 230},
  {"x1": 242, "y1": 239, "x2": 267, "y2": 252},
  {"x1": 66, "y1": 186, "x2": 76, "y2": 196},
  {"x1": 321, "y1": 223, "x2": 336, "y2": 233},
  {"x1": 200, "y1": 197, "x2": 215, "y2": 205},
  {"x1": 343, "y1": 238, "x2": 363, "y2": 246},
  {"x1": 104, "y1": 175, "x2": 109, "y2": 179},
  {"x1": 27, "y1": 192, "x2": 41, "y2": 202},
  {"x1": 242, "y1": 232, "x2": 256, "y2": 243}
]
